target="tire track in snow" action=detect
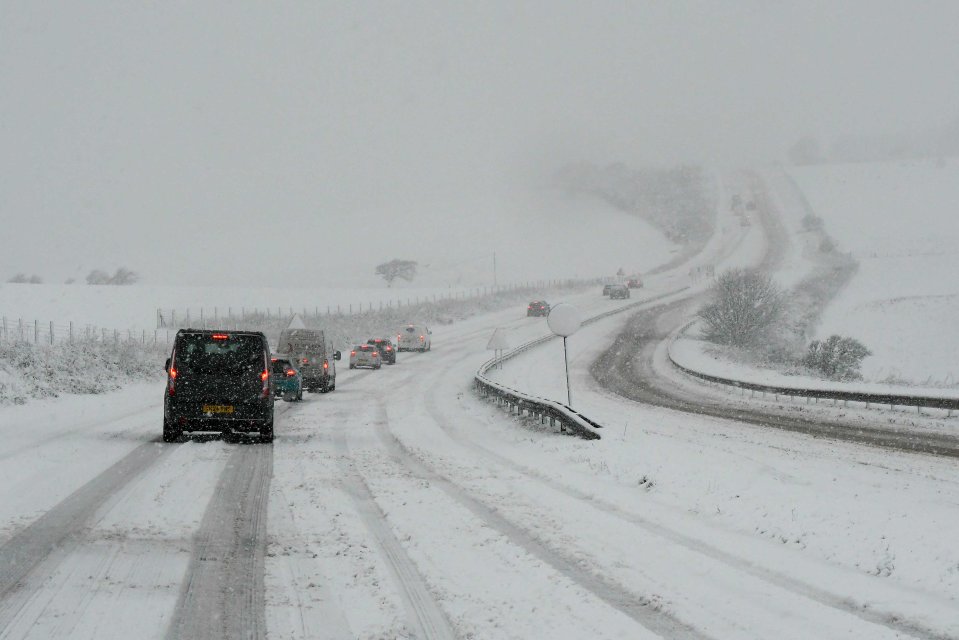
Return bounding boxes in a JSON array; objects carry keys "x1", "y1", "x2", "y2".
[
  {"x1": 165, "y1": 443, "x2": 273, "y2": 640},
  {"x1": 0, "y1": 439, "x2": 175, "y2": 633},
  {"x1": 331, "y1": 431, "x2": 456, "y2": 640},
  {"x1": 370, "y1": 402, "x2": 710, "y2": 640},
  {"x1": 424, "y1": 390, "x2": 951, "y2": 640}
]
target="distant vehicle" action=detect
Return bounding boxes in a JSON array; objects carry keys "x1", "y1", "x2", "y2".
[
  {"x1": 271, "y1": 356, "x2": 303, "y2": 402},
  {"x1": 397, "y1": 324, "x2": 431, "y2": 352},
  {"x1": 608, "y1": 284, "x2": 630, "y2": 299},
  {"x1": 625, "y1": 275, "x2": 644, "y2": 289},
  {"x1": 740, "y1": 216, "x2": 751, "y2": 227},
  {"x1": 367, "y1": 337, "x2": 397, "y2": 364},
  {"x1": 745, "y1": 200, "x2": 756, "y2": 211},
  {"x1": 277, "y1": 327, "x2": 341, "y2": 393},
  {"x1": 602, "y1": 284, "x2": 615, "y2": 296},
  {"x1": 527, "y1": 300, "x2": 550, "y2": 317},
  {"x1": 730, "y1": 194, "x2": 742, "y2": 209},
  {"x1": 163, "y1": 330, "x2": 274, "y2": 443},
  {"x1": 350, "y1": 344, "x2": 381, "y2": 369}
]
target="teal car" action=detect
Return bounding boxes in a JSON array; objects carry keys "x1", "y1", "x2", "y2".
[{"x1": 271, "y1": 356, "x2": 303, "y2": 401}]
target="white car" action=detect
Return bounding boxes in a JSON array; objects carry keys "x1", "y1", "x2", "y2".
[
  {"x1": 349, "y1": 344, "x2": 381, "y2": 369},
  {"x1": 397, "y1": 324, "x2": 431, "y2": 352}
]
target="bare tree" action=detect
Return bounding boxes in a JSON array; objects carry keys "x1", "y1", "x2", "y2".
[
  {"x1": 86, "y1": 267, "x2": 138, "y2": 285},
  {"x1": 110, "y1": 267, "x2": 139, "y2": 285},
  {"x1": 375, "y1": 259, "x2": 417, "y2": 287},
  {"x1": 7, "y1": 273, "x2": 42, "y2": 284},
  {"x1": 86, "y1": 269, "x2": 111, "y2": 285},
  {"x1": 698, "y1": 269, "x2": 784, "y2": 347}
]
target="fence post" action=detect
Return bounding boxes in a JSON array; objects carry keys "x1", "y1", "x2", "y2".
[
  {"x1": 34, "y1": 319, "x2": 39, "y2": 344},
  {"x1": 69, "y1": 321, "x2": 74, "y2": 344},
  {"x1": 2, "y1": 316, "x2": 6, "y2": 342},
  {"x1": 142, "y1": 329, "x2": 146, "y2": 345},
  {"x1": 49, "y1": 321, "x2": 54, "y2": 345},
  {"x1": 114, "y1": 329, "x2": 119, "y2": 345}
]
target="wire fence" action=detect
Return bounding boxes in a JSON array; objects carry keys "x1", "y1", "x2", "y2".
[
  {"x1": 155, "y1": 280, "x2": 585, "y2": 330},
  {"x1": 0, "y1": 316, "x2": 176, "y2": 348}
]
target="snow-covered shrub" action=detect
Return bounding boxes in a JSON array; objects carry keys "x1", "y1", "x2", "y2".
[
  {"x1": 0, "y1": 339, "x2": 164, "y2": 405},
  {"x1": 698, "y1": 269, "x2": 784, "y2": 348},
  {"x1": 802, "y1": 335, "x2": 872, "y2": 380}
]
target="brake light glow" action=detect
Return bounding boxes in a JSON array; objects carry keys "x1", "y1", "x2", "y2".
[
  {"x1": 350, "y1": 350, "x2": 356, "y2": 356},
  {"x1": 271, "y1": 357, "x2": 278, "y2": 362},
  {"x1": 212, "y1": 333, "x2": 229, "y2": 340},
  {"x1": 286, "y1": 369, "x2": 296, "y2": 377},
  {"x1": 323, "y1": 360, "x2": 329, "y2": 369},
  {"x1": 419, "y1": 335, "x2": 425, "y2": 341},
  {"x1": 385, "y1": 346, "x2": 392, "y2": 351},
  {"x1": 261, "y1": 370, "x2": 269, "y2": 381},
  {"x1": 167, "y1": 367, "x2": 177, "y2": 396},
  {"x1": 261, "y1": 369, "x2": 270, "y2": 398},
  {"x1": 372, "y1": 351, "x2": 378, "y2": 356}
]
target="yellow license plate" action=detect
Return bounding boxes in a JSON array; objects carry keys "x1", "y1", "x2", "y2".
[{"x1": 202, "y1": 405, "x2": 234, "y2": 414}]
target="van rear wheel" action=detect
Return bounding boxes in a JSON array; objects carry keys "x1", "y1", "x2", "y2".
[
  {"x1": 163, "y1": 418, "x2": 181, "y2": 443},
  {"x1": 260, "y1": 420, "x2": 274, "y2": 443}
]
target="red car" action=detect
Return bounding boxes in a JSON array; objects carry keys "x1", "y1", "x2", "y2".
[
  {"x1": 626, "y1": 275, "x2": 644, "y2": 288},
  {"x1": 527, "y1": 301, "x2": 550, "y2": 317}
]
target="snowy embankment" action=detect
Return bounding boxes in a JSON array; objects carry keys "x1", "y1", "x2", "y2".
[
  {"x1": 669, "y1": 332, "x2": 959, "y2": 402},
  {"x1": 670, "y1": 161, "x2": 959, "y2": 398},
  {"x1": 791, "y1": 159, "x2": 959, "y2": 386}
]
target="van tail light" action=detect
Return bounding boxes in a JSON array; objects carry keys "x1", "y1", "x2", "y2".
[
  {"x1": 420, "y1": 335, "x2": 425, "y2": 341},
  {"x1": 261, "y1": 370, "x2": 270, "y2": 398},
  {"x1": 212, "y1": 333, "x2": 229, "y2": 340},
  {"x1": 285, "y1": 369, "x2": 296, "y2": 377},
  {"x1": 302, "y1": 357, "x2": 309, "y2": 365},
  {"x1": 385, "y1": 346, "x2": 392, "y2": 351},
  {"x1": 167, "y1": 368, "x2": 177, "y2": 396},
  {"x1": 350, "y1": 350, "x2": 356, "y2": 356},
  {"x1": 323, "y1": 360, "x2": 329, "y2": 369},
  {"x1": 372, "y1": 351, "x2": 378, "y2": 357}
]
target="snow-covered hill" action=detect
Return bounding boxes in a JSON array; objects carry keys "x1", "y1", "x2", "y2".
[{"x1": 789, "y1": 158, "x2": 959, "y2": 385}]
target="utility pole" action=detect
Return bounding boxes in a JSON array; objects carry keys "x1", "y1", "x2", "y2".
[{"x1": 493, "y1": 251, "x2": 497, "y2": 288}]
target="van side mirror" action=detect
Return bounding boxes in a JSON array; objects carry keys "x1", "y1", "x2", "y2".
[
  {"x1": 164, "y1": 358, "x2": 171, "y2": 372},
  {"x1": 333, "y1": 351, "x2": 341, "y2": 361}
]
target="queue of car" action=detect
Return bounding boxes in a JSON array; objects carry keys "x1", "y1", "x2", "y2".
[{"x1": 163, "y1": 322, "x2": 432, "y2": 443}]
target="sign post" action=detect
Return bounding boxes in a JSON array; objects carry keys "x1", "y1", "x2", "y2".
[
  {"x1": 546, "y1": 303, "x2": 582, "y2": 407},
  {"x1": 486, "y1": 328, "x2": 511, "y2": 369}
]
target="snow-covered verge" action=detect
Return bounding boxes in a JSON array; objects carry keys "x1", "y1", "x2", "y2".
[
  {"x1": 0, "y1": 340, "x2": 165, "y2": 406},
  {"x1": 789, "y1": 158, "x2": 959, "y2": 385},
  {"x1": 669, "y1": 332, "x2": 959, "y2": 402}
]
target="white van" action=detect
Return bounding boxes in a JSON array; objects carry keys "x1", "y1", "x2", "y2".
[
  {"x1": 277, "y1": 328, "x2": 341, "y2": 392},
  {"x1": 397, "y1": 324, "x2": 432, "y2": 352}
]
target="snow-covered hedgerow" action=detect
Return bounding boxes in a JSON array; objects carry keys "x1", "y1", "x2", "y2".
[{"x1": 0, "y1": 339, "x2": 165, "y2": 405}]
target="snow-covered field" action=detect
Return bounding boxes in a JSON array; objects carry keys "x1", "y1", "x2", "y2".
[{"x1": 789, "y1": 158, "x2": 959, "y2": 385}]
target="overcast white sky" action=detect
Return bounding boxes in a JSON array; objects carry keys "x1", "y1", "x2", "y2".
[{"x1": 2, "y1": 1, "x2": 958, "y2": 286}]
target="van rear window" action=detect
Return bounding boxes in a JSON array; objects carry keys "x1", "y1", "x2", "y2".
[{"x1": 176, "y1": 334, "x2": 263, "y2": 373}]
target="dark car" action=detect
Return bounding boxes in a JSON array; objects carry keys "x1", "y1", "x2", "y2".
[
  {"x1": 602, "y1": 284, "x2": 615, "y2": 296},
  {"x1": 527, "y1": 300, "x2": 550, "y2": 317},
  {"x1": 163, "y1": 330, "x2": 275, "y2": 443},
  {"x1": 626, "y1": 275, "x2": 644, "y2": 288},
  {"x1": 367, "y1": 337, "x2": 397, "y2": 364},
  {"x1": 608, "y1": 284, "x2": 630, "y2": 299}
]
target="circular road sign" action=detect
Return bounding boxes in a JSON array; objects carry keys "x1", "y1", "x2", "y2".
[{"x1": 547, "y1": 303, "x2": 582, "y2": 338}]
